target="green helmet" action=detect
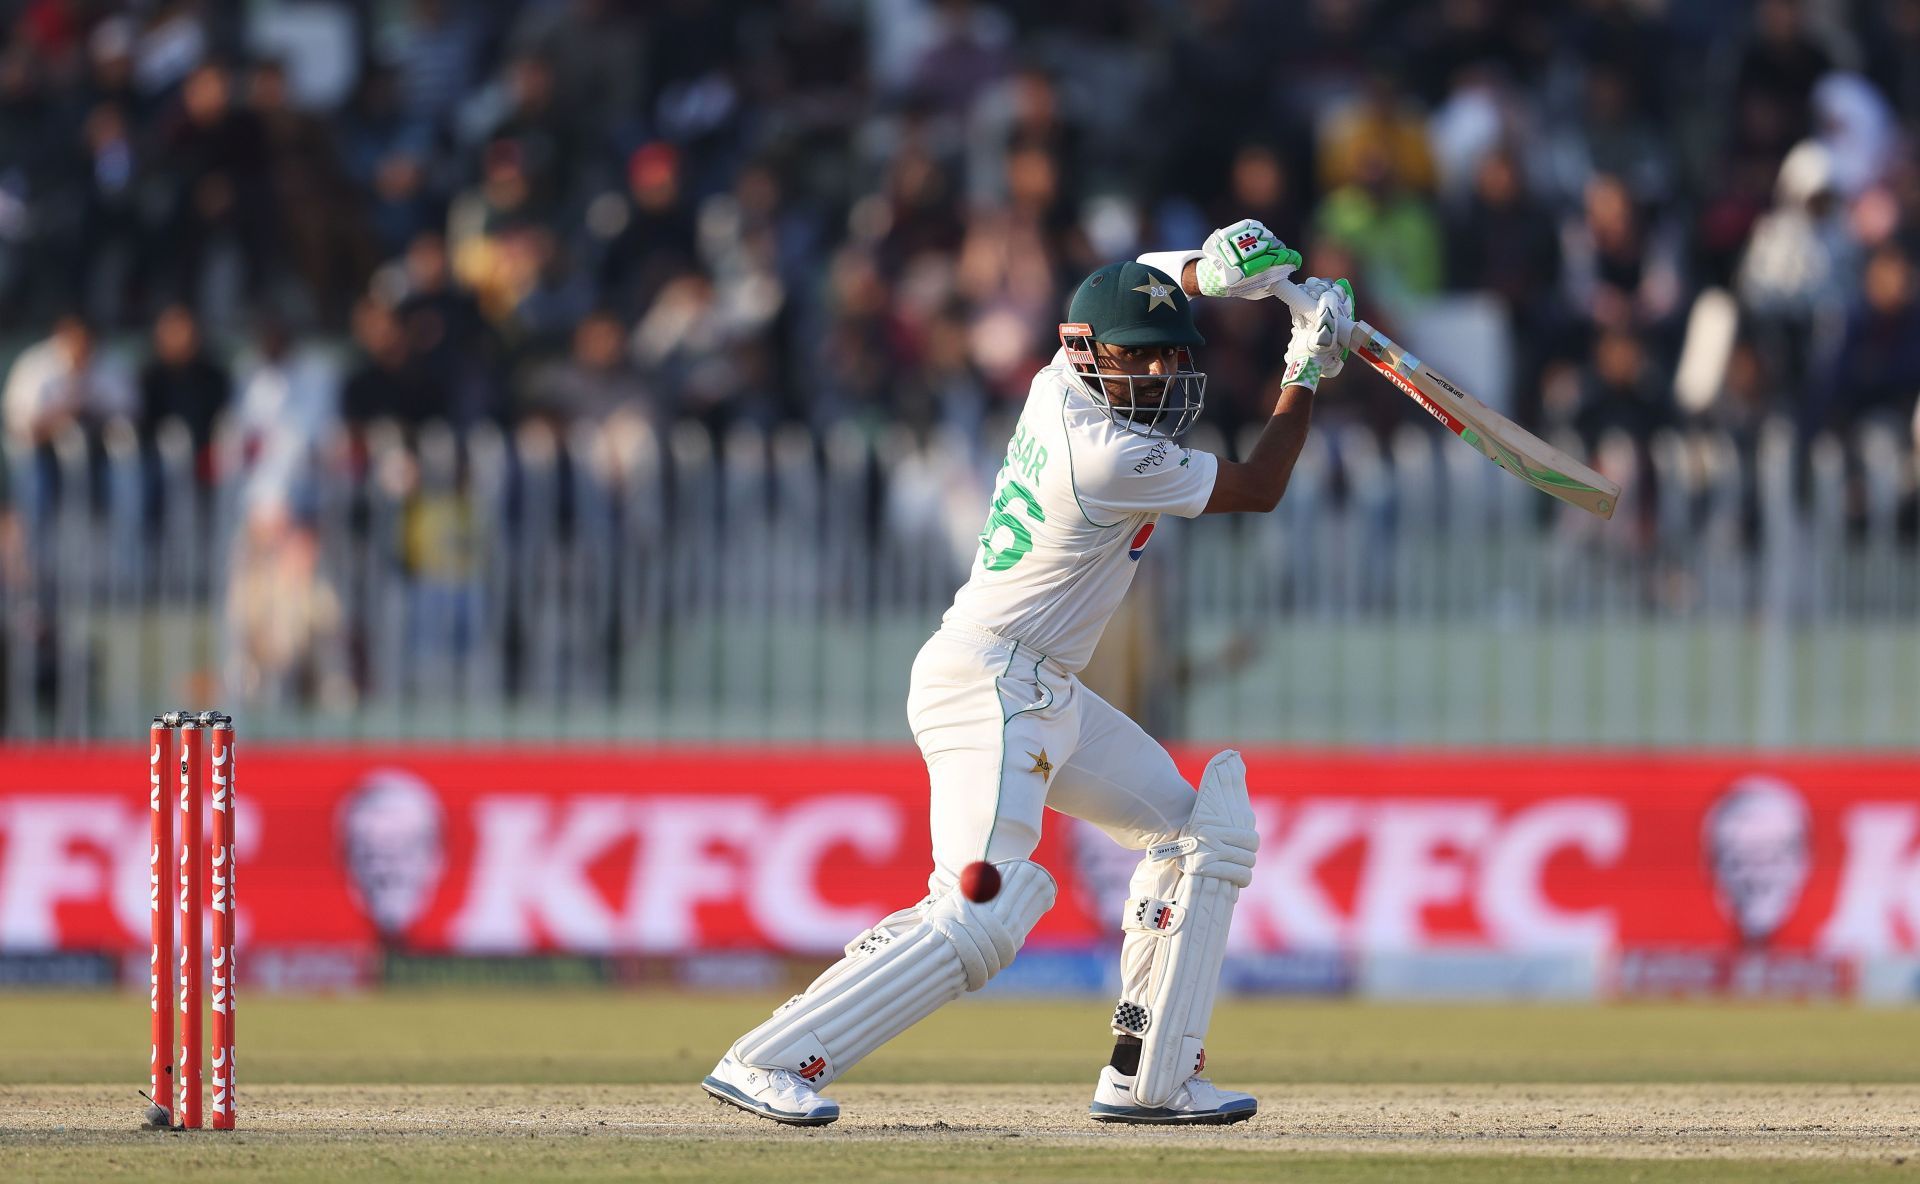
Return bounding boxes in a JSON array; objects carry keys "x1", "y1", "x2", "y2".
[{"x1": 1059, "y1": 261, "x2": 1207, "y2": 438}]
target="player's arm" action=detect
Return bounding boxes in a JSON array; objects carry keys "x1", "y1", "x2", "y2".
[
  {"x1": 1203, "y1": 277, "x2": 1355, "y2": 515},
  {"x1": 1140, "y1": 218, "x2": 1299, "y2": 300},
  {"x1": 1202, "y1": 384, "x2": 1317, "y2": 514}
]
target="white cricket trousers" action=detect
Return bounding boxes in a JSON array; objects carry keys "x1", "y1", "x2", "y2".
[{"x1": 907, "y1": 622, "x2": 1199, "y2": 891}]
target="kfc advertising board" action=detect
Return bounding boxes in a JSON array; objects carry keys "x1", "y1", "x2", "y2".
[{"x1": 2, "y1": 747, "x2": 1918, "y2": 997}]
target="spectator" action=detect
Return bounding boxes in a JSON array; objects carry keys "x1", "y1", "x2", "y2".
[
  {"x1": 3, "y1": 314, "x2": 132, "y2": 448},
  {"x1": 224, "y1": 503, "x2": 344, "y2": 707},
  {"x1": 481, "y1": 55, "x2": 579, "y2": 218},
  {"x1": 632, "y1": 272, "x2": 748, "y2": 431},
  {"x1": 230, "y1": 315, "x2": 340, "y2": 522},
  {"x1": 1314, "y1": 145, "x2": 1445, "y2": 306},
  {"x1": 1811, "y1": 72, "x2": 1898, "y2": 199},
  {"x1": 966, "y1": 67, "x2": 1075, "y2": 209},
  {"x1": 83, "y1": 17, "x2": 140, "y2": 117},
  {"x1": 1167, "y1": 0, "x2": 1294, "y2": 191},
  {"x1": 877, "y1": 144, "x2": 968, "y2": 274},
  {"x1": 520, "y1": 308, "x2": 652, "y2": 426},
  {"x1": 511, "y1": 227, "x2": 595, "y2": 355},
  {"x1": 342, "y1": 297, "x2": 449, "y2": 429},
  {"x1": 1862, "y1": 0, "x2": 1920, "y2": 121},
  {"x1": 380, "y1": 0, "x2": 483, "y2": 134},
  {"x1": 392, "y1": 229, "x2": 500, "y2": 425},
  {"x1": 594, "y1": 142, "x2": 699, "y2": 318},
  {"x1": 1448, "y1": 148, "x2": 1561, "y2": 311},
  {"x1": 1211, "y1": 144, "x2": 1305, "y2": 254},
  {"x1": 131, "y1": 1, "x2": 209, "y2": 101},
  {"x1": 956, "y1": 143, "x2": 1068, "y2": 325},
  {"x1": 74, "y1": 102, "x2": 144, "y2": 326},
  {"x1": 1560, "y1": 172, "x2": 1684, "y2": 331},
  {"x1": 1737, "y1": 140, "x2": 1858, "y2": 396},
  {"x1": 137, "y1": 303, "x2": 230, "y2": 459},
  {"x1": 0, "y1": 47, "x2": 59, "y2": 320},
  {"x1": 754, "y1": 0, "x2": 866, "y2": 201},
  {"x1": 1541, "y1": 61, "x2": 1674, "y2": 209},
  {"x1": 1555, "y1": 0, "x2": 1666, "y2": 101},
  {"x1": 393, "y1": 230, "x2": 484, "y2": 350},
  {"x1": 156, "y1": 63, "x2": 273, "y2": 323},
  {"x1": 1563, "y1": 325, "x2": 1672, "y2": 452},
  {"x1": 1318, "y1": 69, "x2": 1437, "y2": 196},
  {"x1": 508, "y1": 0, "x2": 646, "y2": 146},
  {"x1": 1806, "y1": 244, "x2": 1920, "y2": 438},
  {"x1": 894, "y1": 306, "x2": 986, "y2": 438},
  {"x1": 13, "y1": 0, "x2": 84, "y2": 74},
  {"x1": 642, "y1": 0, "x2": 746, "y2": 196},
  {"x1": 449, "y1": 139, "x2": 544, "y2": 325},
  {"x1": 1699, "y1": 336, "x2": 1777, "y2": 448},
  {"x1": 1447, "y1": 147, "x2": 1562, "y2": 424},
  {"x1": 1405, "y1": 0, "x2": 1533, "y2": 107},
  {"x1": 1, "y1": 314, "x2": 132, "y2": 531},
  {"x1": 249, "y1": 59, "x2": 372, "y2": 327},
  {"x1": 903, "y1": 0, "x2": 1012, "y2": 119},
  {"x1": 1732, "y1": 0, "x2": 1836, "y2": 163},
  {"x1": 225, "y1": 314, "x2": 344, "y2": 707},
  {"x1": 338, "y1": 66, "x2": 440, "y2": 257}
]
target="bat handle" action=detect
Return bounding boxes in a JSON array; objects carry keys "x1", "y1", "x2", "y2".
[{"x1": 1257, "y1": 273, "x2": 1357, "y2": 350}]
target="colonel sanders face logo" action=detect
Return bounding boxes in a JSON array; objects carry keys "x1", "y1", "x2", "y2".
[
  {"x1": 338, "y1": 770, "x2": 447, "y2": 940},
  {"x1": 1703, "y1": 776, "x2": 1811, "y2": 946}
]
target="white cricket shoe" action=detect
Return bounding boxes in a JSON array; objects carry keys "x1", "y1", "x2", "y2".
[
  {"x1": 1087, "y1": 1064, "x2": 1257, "y2": 1125},
  {"x1": 702, "y1": 1054, "x2": 840, "y2": 1126}
]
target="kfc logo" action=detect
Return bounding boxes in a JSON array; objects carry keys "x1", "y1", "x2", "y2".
[
  {"x1": 448, "y1": 794, "x2": 904, "y2": 953},
  {"x1": 14, "y1": 747, "x2": 1920, "y2": 980},
  {"x1": 1703, "y1": 776, "x2": 1810, "y2": 946},
  {"x1": 338, "y1": 770, "x2": 447, "y2": 943},
  {"x1": 1820, "y1": 802, "x2": 1920, "y2": 956},
  {"x1": 1234, "y1": 797, "x2": 1628, "y2": 953}
]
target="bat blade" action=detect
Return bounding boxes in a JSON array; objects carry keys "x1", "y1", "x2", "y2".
[
  {"x1": 1349, "y1": 323, "x2": 1620, "y2": 519},
  {"x1": 1257, "y1": 275, "x2": 1619, "y2": 518}
]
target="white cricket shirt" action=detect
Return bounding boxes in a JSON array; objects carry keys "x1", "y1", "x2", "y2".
[{"x1": 942, "y1": 352, "x2": 1219, "y2": 673}]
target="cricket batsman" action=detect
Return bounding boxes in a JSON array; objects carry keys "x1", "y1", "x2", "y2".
[{"x1": 703, "y1": 219, "x2": 1355, "y2": 1126}]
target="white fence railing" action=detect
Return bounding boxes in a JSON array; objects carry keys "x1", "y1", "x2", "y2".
[{"x1": 3, "y1": 415, "x2": 1916, "y2": 745}]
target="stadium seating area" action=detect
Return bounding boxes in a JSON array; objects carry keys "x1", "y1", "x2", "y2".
[
  {"x1": 2, "y1": 0, "x2": 1916, "y2": 450},
  {"x1": 2, "y1": 0, "x2": 1918, "y2": 737}
]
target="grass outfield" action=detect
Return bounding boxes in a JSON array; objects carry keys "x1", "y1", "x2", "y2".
[{"x1": 4, "y1": 993, "x2": 1919, "y2": 1182}]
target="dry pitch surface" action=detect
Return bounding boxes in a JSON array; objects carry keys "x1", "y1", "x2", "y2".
[{"x1": 4, "y1": 993, "x2": 1920, "y2": 1182}]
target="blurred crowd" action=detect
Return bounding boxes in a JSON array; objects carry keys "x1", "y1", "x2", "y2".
[
  {"x1": 5, "y1": 0, "x2": 1920, "y2": 702},
  {"x1": 6, "y1": 0, "x2": 1920, "y2": 472}
]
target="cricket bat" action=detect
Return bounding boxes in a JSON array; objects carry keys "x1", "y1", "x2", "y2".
[{"x1": 1265, "y1": 277, "x2": 1621, "y2": 519}]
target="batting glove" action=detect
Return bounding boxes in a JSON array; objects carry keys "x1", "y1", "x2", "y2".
[
  {"x1": 1196, "y1": 218, "x2": 1301, "y2": 299},
  {"x1": 1281, "y1": 277, "x2": 1356, "y2": 391}
]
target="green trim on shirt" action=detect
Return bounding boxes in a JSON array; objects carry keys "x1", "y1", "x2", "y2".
[{"x1": 1057, "y1": 384, "x2": 1123, "y2": 530}]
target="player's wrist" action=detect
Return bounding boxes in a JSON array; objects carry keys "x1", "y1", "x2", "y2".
[
  {"x1": 1280, "y1": 355, "x2": 1324, "y2": 393},
  {"x1": 1136, "y1": 249, "x2": 1204, "y2": 296}
]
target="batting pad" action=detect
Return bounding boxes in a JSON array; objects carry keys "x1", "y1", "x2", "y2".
[
  {"x1": 731, "y1": 859, "x2": 1056, "y2": 1088},
  {"x1": 1113, "y1": 749, "x2": 1258, "y2": 1107}
]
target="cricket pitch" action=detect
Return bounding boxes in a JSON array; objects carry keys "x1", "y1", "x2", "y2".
[{"x1": 4, "y1": 993, "x2": 1918, "y2": 1182}]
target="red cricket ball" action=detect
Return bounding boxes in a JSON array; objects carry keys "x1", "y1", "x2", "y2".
[{"x1": 959, "y1": 860, "x2": 1001, "y2": 903}]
